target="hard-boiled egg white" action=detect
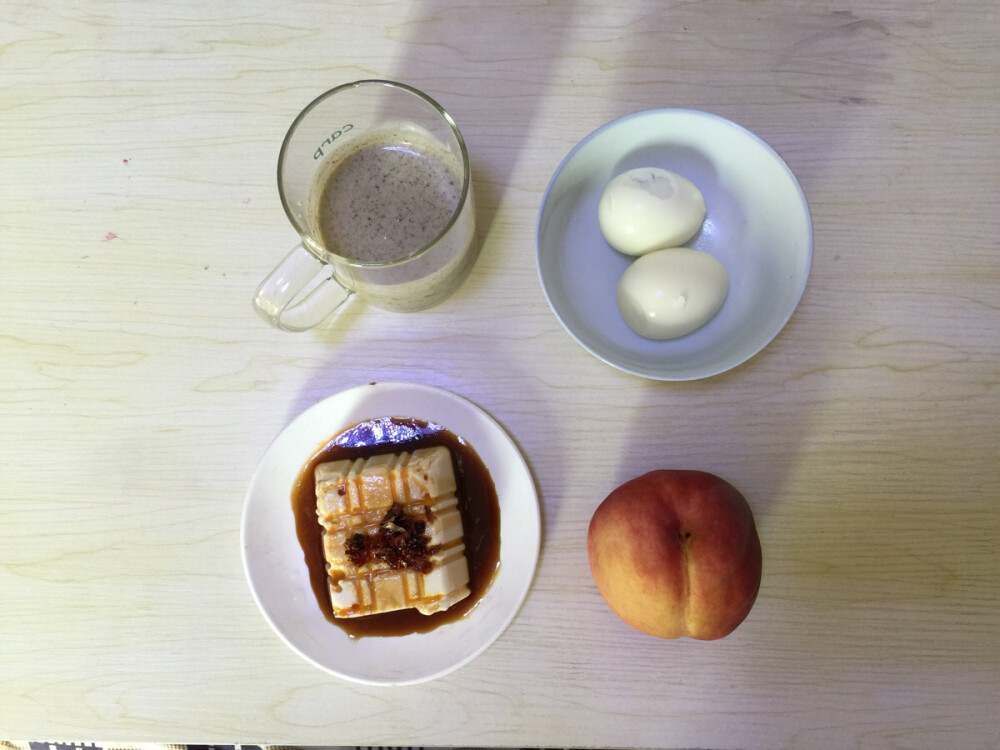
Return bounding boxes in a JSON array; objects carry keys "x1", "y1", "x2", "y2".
[
  {"x1": 598, "y1": 167, "x2": 706, "y2": 256},
  {"x1": 617, "y1": 247, "x2": 728, "y2": 340}
]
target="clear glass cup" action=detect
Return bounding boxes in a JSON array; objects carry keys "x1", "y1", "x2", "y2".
[{"x1": 254, "y1": 80, "x2": 478, "y2": 331}]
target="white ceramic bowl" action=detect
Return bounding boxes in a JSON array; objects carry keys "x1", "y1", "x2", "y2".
[
  {"x1": 242, "y1": 381, "x2": 540, "y2": 685},
  {"x1": 537, "y1": 109, "x2": 812, "y2": 380}
]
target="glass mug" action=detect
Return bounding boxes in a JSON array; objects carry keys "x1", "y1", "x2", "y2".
[{"x1": 254, "y1": 80, "x2": 478, "y2": 331}]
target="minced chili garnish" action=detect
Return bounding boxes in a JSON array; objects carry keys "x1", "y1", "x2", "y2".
[{"x1": 345, "y1": 503, "x2": 438, "y2": 573}]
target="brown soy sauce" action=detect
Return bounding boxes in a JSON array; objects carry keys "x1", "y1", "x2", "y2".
[{"x1": 291, "y1": 416, "x2": 501, "y2": 638}]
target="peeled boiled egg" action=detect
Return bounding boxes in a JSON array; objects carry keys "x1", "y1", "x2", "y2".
[
  {"x1": 598, "y1": 167, "x2": 706, "y2": 256},
  {"x1": 617, "y1": 247, "x2": 728, "y2": 340}
]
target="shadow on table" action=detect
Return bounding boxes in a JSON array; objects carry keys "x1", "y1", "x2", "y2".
[{"x1": 379, "y1": 0, "x2": 578, "y2": 276}]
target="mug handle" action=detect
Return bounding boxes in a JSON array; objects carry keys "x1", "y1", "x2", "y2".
[{"x1": 253, "y1": 244, "x2": 353, "y2": 332}]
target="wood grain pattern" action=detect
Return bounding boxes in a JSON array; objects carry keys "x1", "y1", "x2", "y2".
[{"x1": 2, "y1": 0, "x2": 998, "y2": 747}]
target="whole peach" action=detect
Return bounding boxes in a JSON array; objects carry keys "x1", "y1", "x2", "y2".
[{"x1": 587, "y1": 470, "x2": 761, "y2": 639}]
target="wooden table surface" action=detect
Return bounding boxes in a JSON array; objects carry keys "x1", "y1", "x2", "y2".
[{"x1": 2, "y1": 1, "x2": 998, "y2": 747}]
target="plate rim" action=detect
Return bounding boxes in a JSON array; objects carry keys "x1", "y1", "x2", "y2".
[
  {"x1": 240, "y1": 380, "x2": 541, "y2": 685},
  {"x1": 536, "y1": 107, "x2": 813, "y2": 381}
]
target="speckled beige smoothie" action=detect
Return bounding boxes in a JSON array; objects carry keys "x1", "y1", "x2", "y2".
[
  {"x1": 315, "y1": 131, "x2": 463, "y2": 264},
  {"x1": 308, "y1": 128, "x2": 476, "y2": 312}
]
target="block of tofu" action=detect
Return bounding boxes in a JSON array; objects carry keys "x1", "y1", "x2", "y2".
[{"x1": 314, "y1": 445, "x2": 470, "y2": 617}]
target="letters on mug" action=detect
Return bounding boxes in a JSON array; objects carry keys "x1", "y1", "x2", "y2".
[{"x1": 314, "y1": 124, "x2": 354, "y2": 160}]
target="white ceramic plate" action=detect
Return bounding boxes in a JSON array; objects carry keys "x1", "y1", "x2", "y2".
[
  {"x1": 241, "y1": 381, "x2": 540, "y2": 685},
  {"x1": 537, "y1": 108, "x2": 813, "y2": 380}
]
